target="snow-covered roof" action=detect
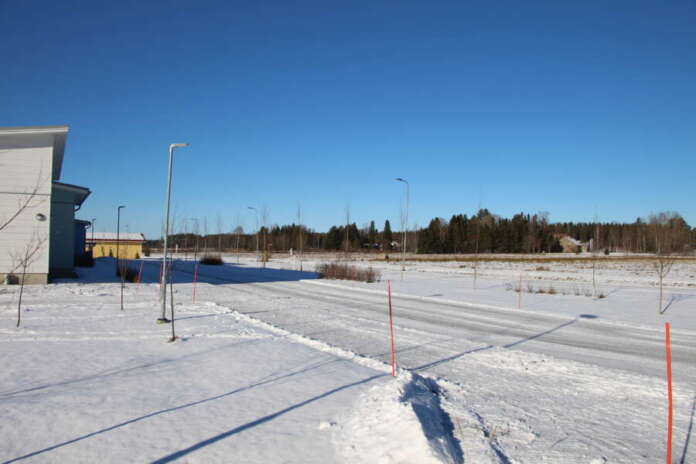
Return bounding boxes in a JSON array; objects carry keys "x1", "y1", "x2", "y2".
[
  {"x1": 564, "y1": 236, "x2": 583, "y2": 246},
  {"x1": 88, "y1": 232, "x2": 146, "y2": 242}
]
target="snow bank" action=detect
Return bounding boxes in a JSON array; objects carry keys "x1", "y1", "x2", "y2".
[{"x1": 334, "y1": 372, "x2": 463, "y2": 464}]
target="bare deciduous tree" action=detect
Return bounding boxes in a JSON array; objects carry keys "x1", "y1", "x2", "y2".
[
  {"x1": 654, "y1": 255, "x2": 675, "y2": 314},
  {"x1": 232, "y1": 212, "x2": 243, "y2": 264},
  {"x1": 650, "y1": 212, "x2": 680, "y2": 313},
  {"x1": 0, "y1": 172, "x2": 46, "y2": 234},
  {"x1": 297, "y1": 204, "x2": 304, "y2": 271},
  {"x1": 9, "y1": 233, "x2": 47, "y2": 327},
  {"x1": 261, "y1": 206, "x2": 269, "y2": 267},
  {"x1": 344, "y1": 204, "x2": 351, "y2": 259},
  {"x1": 216, "y1": 213, "x2": 223, "y2": 252}
]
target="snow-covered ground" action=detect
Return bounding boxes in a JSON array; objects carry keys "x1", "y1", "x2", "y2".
[
  {"x1": 237, "y1": 252, "x2": 696, "y2": 331},
  {"x1": 1, "y1": 255, "x2": 695, "y2": 463}
]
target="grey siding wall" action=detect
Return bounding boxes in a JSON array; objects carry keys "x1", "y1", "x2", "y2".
[{"x1": 0, "y1": 135, "x2": 53, "y2": 278}]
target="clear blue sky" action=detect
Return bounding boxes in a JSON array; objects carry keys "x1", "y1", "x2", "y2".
[{"x1": 2, "y1": 0, "x2": 695, "y2": 237}]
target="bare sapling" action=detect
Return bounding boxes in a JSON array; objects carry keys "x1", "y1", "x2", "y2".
[
  {"x1": 216, "y1": 213, "x2": 223, "y2": 252},
  {"x1": 0, "y1": 170, "x2": 45, "y2": 234},
  {"x1": 297, "y1": 204, "x2": 304, "y2": 272},
  {"x1": 655, "y1": 255, "x2": 675, "y2": 314},
  {"x1": 261, "y1": 206, "x2": 270, "y2": 267},
  {"x1": 473, "y1": 214, "x2": 480, "y2": 290},
  {"x1": 592, "y1": 214, "x2": 599, "y2": 298},
  {"x1": 203, "y1": 217, "x2": 209, "y2": 254},
  {"x1": 233, "y1": 212, "x2": 243, "y2": 264},
  {"x1": 10, "y1": 233, "x2": 47, "y2": 328},
  {"x1": 344, "y1": 204, "x2": 351, "y2": 261},
  {"x1": 168, "y1": 257, "x2": 177, "y2": 342}
]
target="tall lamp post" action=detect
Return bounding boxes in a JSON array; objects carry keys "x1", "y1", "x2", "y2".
[
  {"x1": 116, "y1": 206, "x2": 125, "y2": 310},
  {"x1": 159, "y1": 143, "x2": 189, "y2": 324},
  {"x1": 247, "y1": 206, "x2": 259, "y2": 262},
  {"x1": 395, "y1": 178, "x2": 409, "y2": 272}
]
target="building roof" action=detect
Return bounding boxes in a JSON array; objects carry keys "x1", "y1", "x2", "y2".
[
  {"x1": 562, "y1": 236, "x2": 583, "y2": 246},
  {"x1": 88, "y1": 232, "x2": 146, "y2": 242},
  {"x1": 0, "y1": 125, "x2": 69, "y2": 180},
  {"x1": 52, "y1": 181, "x2": 91, "y2": 207}
]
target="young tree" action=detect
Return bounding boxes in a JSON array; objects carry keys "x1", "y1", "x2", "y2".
[
  {"x1": 368, "y1": 220, "x2": 377, "y2": 246},
  {"x1": 297, "y1": 204, "x2": 304, "y2": 271},
  {"x1": 0, "y1": 171, "x2": 45, "y2": 234},
  {"x1": 202, "y1": 217, "x2": 209, "y2": 253},
  {"x1": 344, "y1": 204, "x2": 351, "y2": 259},
  {"x1": 9, "y1": 233, "x2": 47, "y2": 327},
  {"x1": 261, "y1": 206, "x2": 270, "y2": 267},
  {"x1": 191, "y1": 218, "x2": 200, "y2": 262},
  {"x1": 216, "y1": 213, "x2": 224, "y2": 252},
  {"x1": 650, "y1": 212, "x2": 679, "y2": 313},
  {"x1": 592, "y1": 212, "x2": 600, "y2": 298},
  {"x1": 232, "y1": 211, "x2": 243, "y2": 263},
  {"x1": 383, "y1": 220, "x2": 393, "y2": 249}
]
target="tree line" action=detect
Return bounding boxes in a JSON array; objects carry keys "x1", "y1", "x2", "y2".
[{"x1": 147, "y1": 210, "x2": 694, "y2": 255}]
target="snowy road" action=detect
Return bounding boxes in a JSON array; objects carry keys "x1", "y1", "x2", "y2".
[{"x1": 184, "y1": 264, "x2": 696, "y2": 385}]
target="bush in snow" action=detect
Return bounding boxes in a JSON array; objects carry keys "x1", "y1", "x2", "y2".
[
  {"x1": 200, "y1": 254, "x2": 224, "y2": 265},
  {"x1": 116, "y1": 263, "x2": 139, "y2": 282},
  {"x1": 316, "y1": 262, "x2": 380, "y2": 283}
]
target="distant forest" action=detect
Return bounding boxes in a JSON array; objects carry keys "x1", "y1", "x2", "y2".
[{"x1": 148, "y1": 210, "x2": 694, "y2": 255}]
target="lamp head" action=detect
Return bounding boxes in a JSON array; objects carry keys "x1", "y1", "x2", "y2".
[{"x1": 169, "y1": 143, "x2": 189, "y2": 149}]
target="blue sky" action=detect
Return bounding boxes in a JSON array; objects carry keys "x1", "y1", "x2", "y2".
[{"x1": 2, "y1": 0, "x2": 695, "y2": 237}]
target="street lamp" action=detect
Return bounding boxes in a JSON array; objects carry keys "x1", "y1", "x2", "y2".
[
  {"x1": 159, "y1": 142, "x2": 189, "y2": 324},
  {"x1": 395, "y1": 178, "x2": 409, "y2": 272},
  {"x1": 116, "y1": 206, "x2": 125, "y2": 266},
  {"x1": 90, "y1": 217, "x2": 96, "y2": 256},
  {"x1": 247, "y1": 206, "x2": 259, "y2": 262},
  {"x1": 116, "y1": 205, "x2": 125, "y2": 311}
]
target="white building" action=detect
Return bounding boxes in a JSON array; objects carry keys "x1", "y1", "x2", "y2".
[{"x1": 0, "y1": 126, "x2": 91, "y2": 283}]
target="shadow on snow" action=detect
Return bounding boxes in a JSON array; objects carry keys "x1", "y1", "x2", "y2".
[{"x1": 60, "y1": 257, "x2": 319, "y2": 286}]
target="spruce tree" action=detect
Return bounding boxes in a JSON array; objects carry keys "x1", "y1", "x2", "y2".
[
  {"x1": 368, "y1": 221, "x2": 377, "y2": 245},
  {"x1": 383, "y1": 220, "x2": 393, "y2": 244}
]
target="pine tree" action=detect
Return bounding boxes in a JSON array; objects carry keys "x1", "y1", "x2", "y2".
[
  {"x1": 368, "y1": 220, "x2": 377, "y2": 245},
  {"x1": 383, "y1": 220, "x2": 393, "y2": 243}
]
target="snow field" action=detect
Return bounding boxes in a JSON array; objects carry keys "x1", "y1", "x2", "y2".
[
  {"x1": 1, "y1": 269, "x2": 468, "y2": 463},
  {"x1": 2, "y1": 256, "x2": 695, "y2": 462}
]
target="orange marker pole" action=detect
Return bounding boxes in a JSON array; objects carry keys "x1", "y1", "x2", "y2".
[
  {"x1": 665, "y1": 322, "x2": 673, "y2": 464},
  {"x1": 387, "y1": 280, "x2": 396, "y2": 377},
  {"x1": 192, "y1": 262, "x2": 199, "y2": 303},
  {"x1": 517, "y1": 271, "x2": 523, "y2": 309}
]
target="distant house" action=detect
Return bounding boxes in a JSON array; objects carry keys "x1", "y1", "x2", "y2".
[
  {"x1": 558, "y1": 235, "x2": 588, "y2": 253},
  {"x1": 87, "y1": 232, "x2": 146, "y2": 260},
  {"x1": 0, "y1": 126, "x2": 91, "y2": 283}
]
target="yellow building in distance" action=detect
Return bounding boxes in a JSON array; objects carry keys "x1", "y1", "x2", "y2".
[{"x1": 87, "y1": 232, "x2": 146, "y2": 259}]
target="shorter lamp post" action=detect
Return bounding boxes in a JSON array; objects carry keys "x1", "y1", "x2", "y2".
[{"x1": 117, "y1": 205, "x2": 125, "y2": 310}]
